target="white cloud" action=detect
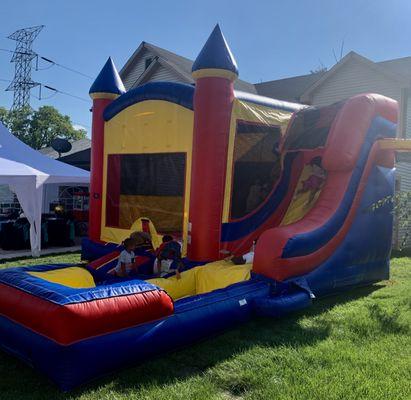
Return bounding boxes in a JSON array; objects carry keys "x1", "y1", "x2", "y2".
[{"x1": 73, "y1": 124, "x2": 87, "y2": 131}]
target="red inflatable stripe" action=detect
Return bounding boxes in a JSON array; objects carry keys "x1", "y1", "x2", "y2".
[
  {"x1": 88, "y1": 250, "x2": 120, "y2": 270},
  {"x1": 0, "y1": 283, "x2": 173, "y2": 345}
]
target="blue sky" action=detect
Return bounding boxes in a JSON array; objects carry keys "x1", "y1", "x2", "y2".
[{"x1": 1, "y1": 0, "x2": 411, "y2": 137}]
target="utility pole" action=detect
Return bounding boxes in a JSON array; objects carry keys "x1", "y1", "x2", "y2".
[{"x1": 6, "y1": 25, "x2": 44, "y2": 110}]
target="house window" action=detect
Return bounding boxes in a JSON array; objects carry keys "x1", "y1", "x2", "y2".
[
  {"x1": 106, "y1": 153, "x2": 186, "y2": 233},
  {"x1": 230, "y1": 121, "x2": 282, "y2": 219},
  {"x1": 145, "y1": 57, "x2": 153, "y2": 70}
]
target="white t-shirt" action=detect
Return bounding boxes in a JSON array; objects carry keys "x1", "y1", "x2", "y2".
[
  {"x1": 153, "y1": 259, "x2": 173, "y2": 277},
  {"x1": 243, "y1": 251, "x2": 254, "y2": 264},
  {"x1": 115, "y1": 250, "x2": 135, "y2": 275}
]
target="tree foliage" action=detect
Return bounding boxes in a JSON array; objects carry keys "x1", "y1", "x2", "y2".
[
  {"x1": 0, "y1": 106, "x2": 86, "y2": 150},
  {"x1": 370, "y1": 191, "x2": 411, "y2": 249}
]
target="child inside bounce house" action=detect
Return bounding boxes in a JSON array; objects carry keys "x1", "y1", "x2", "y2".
[
  {"x1": 106, "y1": 230, "x2": 184, "y2": 279},
  {"x1": 96, "y1": 225, "x2": 255, "y2": 301}
]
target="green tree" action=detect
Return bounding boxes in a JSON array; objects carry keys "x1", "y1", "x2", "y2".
[
  {"x1": 371, "y1": 191, "x2": 410, "y2": 249},
  {"x1": 0, "y1": 105, "x2": 86, "y2": 149}
]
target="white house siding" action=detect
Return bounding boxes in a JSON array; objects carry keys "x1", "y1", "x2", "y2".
[
  {"x1": 121, "y1": 48, "x2": 154, "y2": 90},
  {"x1": 144, "y1": 64, "x2": 188, "y2": 83},
  {"x1": 309, "y1": 60, "x2": 411, "y2": 249},
  {"x1": 310, "y1": 59, "x2": 402, "y2": 107},
  {"x1": 405, "y1": 92, "x2": 411, "y2": 139},
  {"x1": 395, "y1": 162, "x2": 411, "y2": 248}
]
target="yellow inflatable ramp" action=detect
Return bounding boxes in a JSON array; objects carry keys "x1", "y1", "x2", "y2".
[
  {"x1": 148, "y1": 260, "x2": 252, "y2": 300},
  {"x1": 280, "y1": 164, "x2": 323, "y2": 226}
]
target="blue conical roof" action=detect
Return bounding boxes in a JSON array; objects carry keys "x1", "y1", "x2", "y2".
[
  {"x1": 192, "y1": 24, "x2": 238, "y2": 75},
  {"x1": 89, "y1": 57, "x2": 126, "y2": 95}
]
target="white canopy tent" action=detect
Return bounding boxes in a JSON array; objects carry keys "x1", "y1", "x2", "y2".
[{"x1": 0, "y1": 122, "x2": 90, "y2": 257}]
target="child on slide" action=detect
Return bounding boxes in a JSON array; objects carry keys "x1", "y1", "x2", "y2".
[
  {"x1": 154, "y1": 235, "x2": 183, "y2": 279},
  {"x1": 297, "y1": 156, "x2": 326, "y2": 205},
  {"x1": 231, "y1": 240, "x2": 256, "y2": 265}
]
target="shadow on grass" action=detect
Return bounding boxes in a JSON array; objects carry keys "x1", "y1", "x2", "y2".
[{"x1": 0, "y1": 283, "x2": 384, "y2": 399}]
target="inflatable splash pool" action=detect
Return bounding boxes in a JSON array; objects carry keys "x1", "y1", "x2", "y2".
[{"x1": 0, "y1": 262, "x2": 273, "y2": 389}]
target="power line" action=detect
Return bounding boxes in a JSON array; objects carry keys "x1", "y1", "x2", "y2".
[
  {"x1": 1, "y1": 77, "x2": 89, "y2": 103},
  {"x1": 1, "y1": 48, "x2": 93, "y2": 80},
  {"x1": 42, "y1": 85, "x2": 89, "y2": 102},
  {"x1": 39, "y1": 56, "x2": 93, "y2": 79},
  {"x1": 0, "y1": 48, "x2": 14, "y2": 54}
]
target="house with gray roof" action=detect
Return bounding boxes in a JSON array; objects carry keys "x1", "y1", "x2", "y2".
[
  {"x1": 120, "y1": 41, "x2": 257, "y2": 93},
  {"x1": 40, "y1": 42, "x2": 411, "y2": 248},
  {"x1": 39, "y1": 138, "x2": 91, "y2": 171}
]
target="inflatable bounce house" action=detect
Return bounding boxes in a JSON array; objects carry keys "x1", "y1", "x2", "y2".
[{"x1": 1, "y1": 25, "x2": 410, "y2": 390}]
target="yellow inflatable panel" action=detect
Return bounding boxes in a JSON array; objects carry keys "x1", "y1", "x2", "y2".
[
  {"x1": 101, "y1": 100, "x2": 194, "y2": 255},
  {"x1": 29, "y1": 267, "x2": 96, "y2": 289},
  {"x1": 280, "y1": 164, "x2": 322, "y2": 226},
  {"x1": 120, "y1": 195, "x2": 184, "y2": 233},
  {"x1": 148, "y1": 260, "x2": 252, "y2": 300},
  {"x1": 148, "y1": 269, "x2": 196, "y2": 300},
  {"x1": 222, "y1": 98, "x2": 294, "y2": 222},
  {"x1": 195, "y1": 260, "x2": 252, "y2": 295}
]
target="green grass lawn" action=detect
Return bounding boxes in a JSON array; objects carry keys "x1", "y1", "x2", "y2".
[{"x1": 0, "y1": 254, "x2": 410, "y2": 400}]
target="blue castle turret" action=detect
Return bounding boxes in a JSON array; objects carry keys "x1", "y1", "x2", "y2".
[
  {"x1": 89, "y1": 57, "x2": 126, "y2": 99},
  {"x1": 192, "y1": 24, "x2": 238, "y2": 79}
]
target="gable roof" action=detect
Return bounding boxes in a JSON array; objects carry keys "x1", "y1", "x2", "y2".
[
  {"x1": 377, "y1": 56, "x2": 411, "y2": 79},
  {"x1": 254, "y1": 52, "x2": 411, "y2": 104},
  {"x1": 300, "y1": 51, "x2": 410, "y2": 103},
  {"x1": 120, "y1": 41, "x2": 257, "y2": 93},
  {"x1": 254, "y1": 71, "x2": 325, "y2": 102},
  {"x1": 39, "y1": 138, "x2": 91, "y2": 159}
]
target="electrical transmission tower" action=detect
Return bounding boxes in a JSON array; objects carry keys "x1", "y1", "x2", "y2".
[{"x1": 6, "y1": 25, "x2": 44, "y2": 110}]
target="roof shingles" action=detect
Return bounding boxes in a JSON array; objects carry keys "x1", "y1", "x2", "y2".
[{"x1": 121, "y1": 41, "x2": 257, "y2": 94}]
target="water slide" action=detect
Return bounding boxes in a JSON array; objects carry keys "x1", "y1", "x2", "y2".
[{"x1": 252, "y1": 93, "x2": 398, "y2": 294}]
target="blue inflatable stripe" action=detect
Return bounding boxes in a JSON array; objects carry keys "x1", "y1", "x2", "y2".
[
  {"x1": 104, "y1": 82, "x2": 195, "y2": 121},
  {"x1": 221, "y1": 152, "x2": 298, "y2": 242},
  {"x1": 305, "y1": 165, "x2": 394, "y2": 296},
  {"x1": 103, "y1": 81, "x2": 303, "y2": 122},
  {"x1": 0, "y1": 265, "x2": 160, "y2": 305},
  {"x1": 234, "y1": 91, "x2": 305, "y2": 112},
  {"x1": 281, "y1": 116, "x2": 396, "y2": 258},
  {"x1": 254, "y1": 291, "x2": 312, "y2": 318},
  {"x1": 81, "y1": 237, "x2": 120, "y2": 261}
]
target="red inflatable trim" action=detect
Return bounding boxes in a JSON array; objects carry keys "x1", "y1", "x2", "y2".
[
  {"x1": 253, "y1": 94, "x2": 398, "y2": 281},
  {"x1": 88, "y1": 250, "x2": 120, "y2": 270},
  {"x1": 0, "y1": 283, "x2": 173, "y2": 345},
  {"x1": 188, "y1": 77, "x2": 234, "y2": 261},
  {"x1": 89, "y1": 97, "x2": 113, "y2": 242}
]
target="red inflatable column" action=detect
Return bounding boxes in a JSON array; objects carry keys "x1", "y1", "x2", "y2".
[
  {"x1": 88, "y1": 58, "x2": 125, "y2": 242},
  {"x1": 187, "y1": 25, "x2": 238, "y2": 261},
  {"x1": 89, "y1": 95, "x2": 113, "y2": 242}
]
